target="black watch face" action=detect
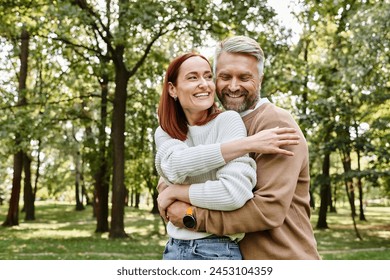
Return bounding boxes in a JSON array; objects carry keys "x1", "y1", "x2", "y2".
[{"x1": 183, "y1": 215, "x2": 196, "y2": 228}]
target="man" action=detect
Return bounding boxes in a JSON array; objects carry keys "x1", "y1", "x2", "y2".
[{"x1": 159, "y1": 35, "x2": 321, "y2": 260}]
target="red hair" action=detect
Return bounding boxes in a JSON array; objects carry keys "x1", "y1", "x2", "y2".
[{"x1": 157, "y1": 53, "x2": 221, "y2": 141}]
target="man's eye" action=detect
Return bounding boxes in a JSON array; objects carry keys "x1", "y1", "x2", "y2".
[
  {"x1": 241, "y1": 75, "x2": 251, "y2": 81},
  {"x1": 220, "y1": 75, "x2": 230, "y2": 81}
]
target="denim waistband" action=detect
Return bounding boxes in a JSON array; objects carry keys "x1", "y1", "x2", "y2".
[{"x1": 169, "y1": 235, "x2": 234, "y2": 246}]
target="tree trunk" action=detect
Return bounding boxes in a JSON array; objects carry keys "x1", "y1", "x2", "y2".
[
  {"x1": 3, "y1": 28, "x2": 29, "y2": 227},
  {"x1": 357, "y1": 176, "x2": 366, "y2": 221},
  {"x1": 317, "y1": 152, "x2": 330, "y2": 229},
  {"x1": 330, "y1": 184, "x2": 337, "y2": 212},
  {"x1": 94, "y1": 162, "x2": 110, "y2": 232},
  {"x1": 342, "y1": 154, "x2": 356, "y2": 216},
  {"x1": 134, "y1": 192, "x2": 140, "y2": 209},
  {"x1": 342, "y1": 151, "x2": 362, "y2": 240},
  {"x1": 33, "y1": 139, "x2": 41, "y2": 200},
  {"x1": 23, "y1": 153, "x2": 35, "y2": 221},
  {"x1": 3, "y1": 151, "x2": 23, "y2": 226},
  {"x1": 109, "y1": 48, "x2": 129, "y2": 238},
  {"x1": 75, "y1": 151, "x2": 85, "y2": 211},
  {"x1": 85, "y1": 75, "x2": 110, "y2": 232},
  {"x1": 356, "y1": 141, "x2": 366, "y2": 221},
  {"x1": 150, "y1": 187, "x2": 159, "y2": 214}
]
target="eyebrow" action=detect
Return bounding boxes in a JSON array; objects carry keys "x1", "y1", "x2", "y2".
[
  {"x1": 184, "y1": 70, "x2": 212, "y2": 76},
  {"x1": 240, "y1": 73, "x2": 254, "y2": 77}
]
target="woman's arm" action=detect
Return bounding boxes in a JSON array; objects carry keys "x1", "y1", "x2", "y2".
[
  {"x1": 220, "y1": 127, "x2": 299, "y2": 162},
  {"x1": 157, "y1": 112, "x2": 256, "y2": 212},
  {"x1": 155, "y1": 126, "x2": 299, "y2": 184}
]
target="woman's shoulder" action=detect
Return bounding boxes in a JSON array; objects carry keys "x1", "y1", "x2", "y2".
[
  {"x1": 216, "y1": 110, "x2": 242, "y2": 121},
  {"x1": 212, "y1": 110, "x2": 245, "y2": 132},
  {"x1": 154, "y1": 126, "x2": 166, "y2": 137}
]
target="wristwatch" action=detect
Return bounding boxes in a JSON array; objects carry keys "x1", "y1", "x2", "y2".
[{"x1": 183, "y1": 207, "x2": 196, "y2": 229}]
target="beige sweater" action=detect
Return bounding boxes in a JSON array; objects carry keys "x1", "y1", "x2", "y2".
[{"x1": 194, "y1": 103, "x2": 321, "y2": 259}]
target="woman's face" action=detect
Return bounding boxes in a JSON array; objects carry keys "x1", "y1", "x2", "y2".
[{"x1": 169, "y1": 56, "x2": 215, "y2": 124}]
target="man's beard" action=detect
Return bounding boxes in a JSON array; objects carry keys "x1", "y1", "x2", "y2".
[{"x1": 218, "y1": 88, "x2": 259, "y2": 113}]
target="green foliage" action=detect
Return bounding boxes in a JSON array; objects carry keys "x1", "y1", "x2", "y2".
[
  {"x1": 285, "y1": 0, "x2": 390, "y2": 202},
  {"x1": 0, "y1": 0, "x2": 388, "y2": 233}
]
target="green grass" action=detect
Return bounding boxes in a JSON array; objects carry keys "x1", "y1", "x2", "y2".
[
  {"x1": 0, "y1": 202, "x2": 167, "y2": 260},
  {"x1": 0, "y1": 202, "x2": 389, "y2": 260},
  {"x1": 312, "y1": 206, "x2": 390, "y2": 260}
]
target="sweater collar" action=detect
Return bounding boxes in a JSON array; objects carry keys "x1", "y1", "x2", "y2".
[{"x1": 239, "y1": 97, "x2": 270, "y2": 117}]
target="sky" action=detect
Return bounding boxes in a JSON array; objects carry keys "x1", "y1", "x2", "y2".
[
  {"x1": 200, "y1": 0, "x2": 302, "y2": 57},
  {"x1": 268, "y1": 0, "x2": 302, "y2": 42}
]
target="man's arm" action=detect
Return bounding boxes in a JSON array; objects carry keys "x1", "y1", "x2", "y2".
[
  {"x1": 177, "y1": 108, "x2": 308, "y2": 235},
  {"x1": 196, "y1": 145, "x2": 307, "y2": 235},
  {"x1": 166, "y1": 142, "x2": 304, "y2": 233},
  {"x1": 166, "y1": 140, "x2": 306, "y2": 232}
]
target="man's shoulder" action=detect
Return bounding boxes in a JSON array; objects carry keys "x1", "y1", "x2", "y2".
[
  {"x1": 247, "y1": 103, "x2": 293, "y2": 121},
  {"x1": 245, "y1": 103, "x2": 299, "y2": 130}
]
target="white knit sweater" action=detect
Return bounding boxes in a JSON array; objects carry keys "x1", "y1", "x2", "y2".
[{"x1": 155, "y1": 110, "x2": 256, "y2": 240}]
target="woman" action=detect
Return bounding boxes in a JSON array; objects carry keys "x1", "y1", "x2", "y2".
[{"x1": 155, "y1": 53, "x2": 298, "y2": 260}]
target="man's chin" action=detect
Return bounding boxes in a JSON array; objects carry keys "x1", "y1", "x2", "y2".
[{"x1": 223, "y1": 103, "x2": 245, "y2": 112}]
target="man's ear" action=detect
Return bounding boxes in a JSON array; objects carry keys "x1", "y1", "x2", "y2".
[
  {"x1": 168, "y1": 82, "x2": 176, "y2": 98},
  {"x1": 259, "y1": 74, "x2": 264, "y2": 85}
]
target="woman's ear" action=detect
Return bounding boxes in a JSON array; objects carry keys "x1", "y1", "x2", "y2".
[
  {"x1": 168, "y1": 82, "x2": 178, "y2": 101},
  {"x1": 168, "y1": 82, "x2": 176, "y2": 98}
]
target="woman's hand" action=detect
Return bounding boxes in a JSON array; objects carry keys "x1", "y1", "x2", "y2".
[
  {"x1": 247, "y1": 127, "x2": 300, "y2": 156},
  {"x1": 157, "y1": 184, "x2": 190, "y2": 222}
]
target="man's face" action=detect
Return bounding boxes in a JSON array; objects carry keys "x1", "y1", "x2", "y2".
[{"x1": 215, "y1": 52, "x2": 262, "y2": 112}]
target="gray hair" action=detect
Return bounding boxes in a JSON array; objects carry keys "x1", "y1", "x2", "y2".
[{"x1": 213, "y1": 35, "x2": 265, "y2": 78}]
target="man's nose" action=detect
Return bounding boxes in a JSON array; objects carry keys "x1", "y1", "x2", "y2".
[{"x1": 228, "y1": 78, "x2": 240, "y2": 92}]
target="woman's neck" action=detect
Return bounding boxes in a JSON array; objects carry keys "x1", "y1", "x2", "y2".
[{"x1": 185, "y1": 110, "x2": 208, "y2": 126}]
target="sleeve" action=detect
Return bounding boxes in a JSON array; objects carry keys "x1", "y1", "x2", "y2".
[
  {"x1": 189, "y1": 156, "x2": 256, "y2": 211},
  {"x1": 193, "y1": 108, "x2": 307, "y2": 233},
  {"x1": 154, "y1": 126, "x2": 225, "y2": 184},
  {"x1": 187, "y1": 112, "x2": 256, "y2": 211},
  {"x1": 155, "y1": 111, "x2": 257, "y2": 211}
]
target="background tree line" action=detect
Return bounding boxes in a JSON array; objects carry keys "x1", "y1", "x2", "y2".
[{"x1": 0, "y1": 0, "x2": 388, "y2": 239}]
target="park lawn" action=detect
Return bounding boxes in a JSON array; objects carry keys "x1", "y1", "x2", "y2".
[
  {"x1": 0, "y1": 202, "x2": 389, "y2": 260},
  {"x1": 311, "y1": 206, "x2": 390, "y2": 260},
  {"x1": 0, "y1": 202, "x2": 167, "y2": 260}
]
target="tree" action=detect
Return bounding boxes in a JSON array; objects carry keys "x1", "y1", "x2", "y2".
[
  {"x1": 61, "y1": 0, "x2": 281, "y2": 238},
  {"x1": 293, "y1": 0, "x2": 389, "y2": 233},
  {"x1": 3, "y1": 27, "x2": 30, "y2": 226}
]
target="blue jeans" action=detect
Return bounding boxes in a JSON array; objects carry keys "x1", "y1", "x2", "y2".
[{"x1": 162, "y1": 236, "x2": 242, "y2": 260}]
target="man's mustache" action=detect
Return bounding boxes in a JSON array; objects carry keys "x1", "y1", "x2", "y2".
[{"x1": 221, "y1": 89, "x2": 249, "y2": 96}]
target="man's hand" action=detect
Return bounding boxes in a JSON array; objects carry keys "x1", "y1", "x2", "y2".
[{"x1": 166, "y1": 201, "x2": 192, "y2": 228}]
